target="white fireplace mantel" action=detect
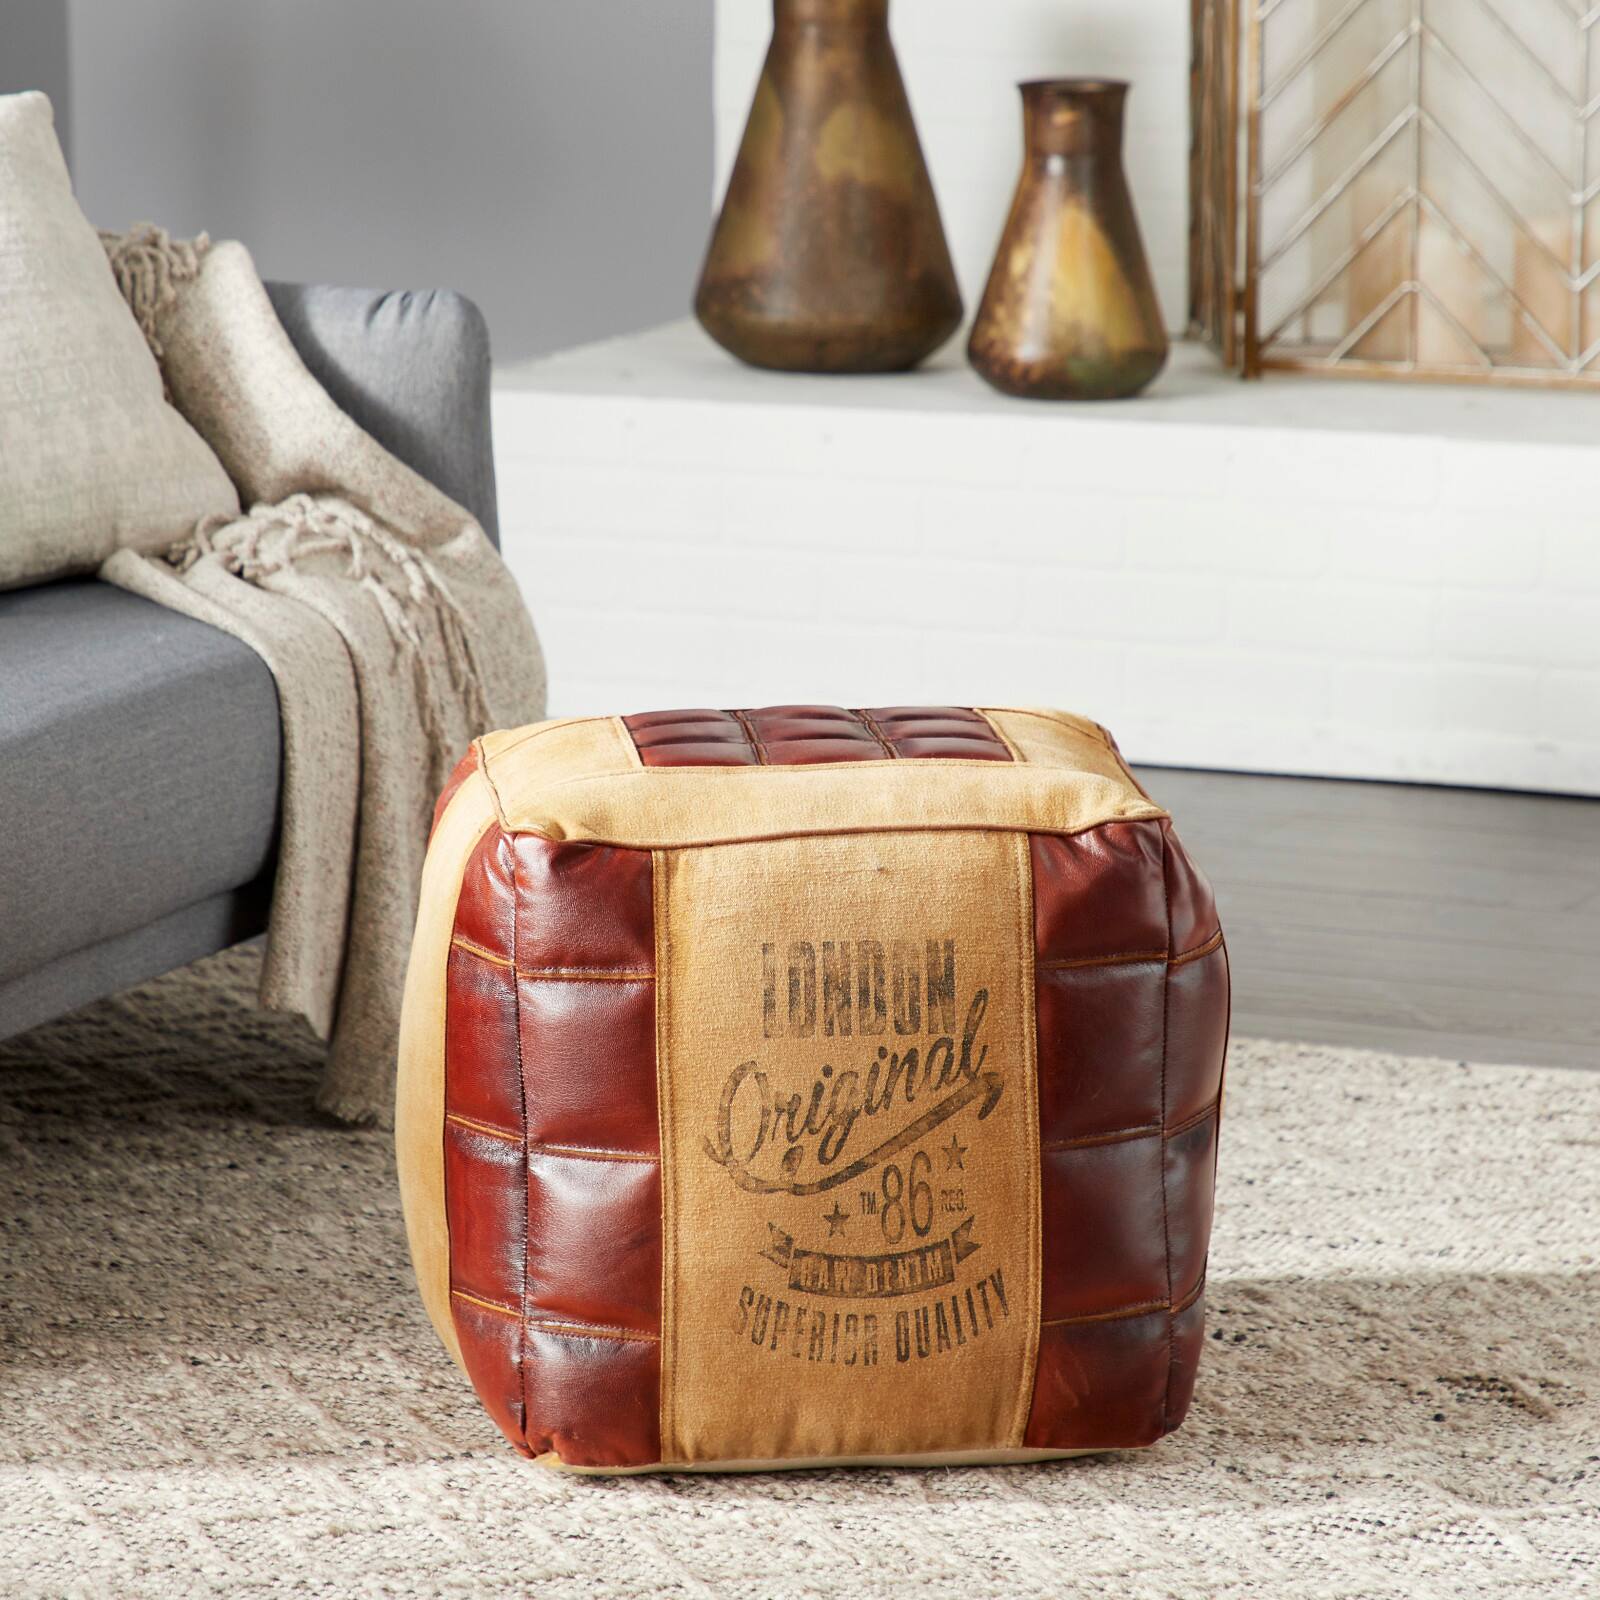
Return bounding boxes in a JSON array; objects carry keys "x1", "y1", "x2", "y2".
[{"x1": 493, "y1": 320, "x2": 1600, "y2": 797}]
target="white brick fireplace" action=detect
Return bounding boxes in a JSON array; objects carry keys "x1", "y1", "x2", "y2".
[{"x1": 488, "y1": 1, "x2": 1600, "y2": 799}]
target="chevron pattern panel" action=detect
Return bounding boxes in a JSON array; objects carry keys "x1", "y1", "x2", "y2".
[{"x1": 1195, "y1": 0, "x2": 1600, "y2": 384}]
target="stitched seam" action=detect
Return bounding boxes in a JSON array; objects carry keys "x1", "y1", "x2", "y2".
[
  {"x1": 652, "y1": 849, "x2": 676, "y2": 1460},
  {"x1": 453, "y1": 1288, "x2": 518, "y2": 1319},
  {"x1": 451, "y1": 934, "x2": 513, "y2": 968},
  {"x1": 1036, "y1": 931, "x2": 1221, "y2": 974},
  {"x1": 527, "y1": 1318, "x2": 660, "y2": 1345},
  {"x1": 481, "y1": 716, "x2": 623, "y2": 763},
  {"x1": 547, "y1": 758, "x2": 1152, "y2": 784},
  {"x1": 1041, "y1": 1275, "x2": 1206, "y2": 1331},
  {"x1": 1039, "y1": 948, "x2": 1168, "y2": 971},
  {"x1": 500, "y1": 818, "x2": 1168, "y2": 854},
  {"x1": 1014, "y1": 829, "x2": 1041, "y2": 1450},
  {"x1": 506, "y1": 832, "x2": 532, "y2": 1450},
  {"x1": 450, "y1": 1294, "x2": 664, "y2": 1344},
  {"x1": 1169, "y1": 929, "x2": 1225, "y2": 968},
  {"x1": 517, "y1": 966, "x2": 655, "y2": 982},
  {"x1": 447, "y1": 1112, "x2": 521, "y2": 1142},
  {"x1": 1093, "y1": 718, "x2": 1158, "y2": 803},
  {"x1": 1041, "y1": 1299, "x2": 1166, "y2": 1329},
  {"x1": 477, "y1": 741, "x2": 513, "y2": 836},
  {"x1": 450, "y1": 941, "x2": 655, "y2": 980},
  {"x1": 616, "y1": 715, "x2": 645, "y2": 770},
  {"x1": 852, "y1": 708, "x2": 899, "y2": 759},
  {"x1": 529, "y1": 1142, "x2": 659, "y2": 1164},
  {"x1": 976, "y1": 708, "x2": 1023, "y2": 763},
  {"x1": 1036, "y1": 1095, "x2": 1222, "y2": 1155},
  {"x1": 729, "y1": 708, "x2": 767, "y2": 766},
  {"x1": 1157, "y1": 823, "x2": 1177, "y2": 1434},
  {"x1": 1165, "y1": 1101, "x2": 1221, "y2": 1141},
  {"x1": 1043, "y1": 1122, "x2": 1160, "y2": 1151}
]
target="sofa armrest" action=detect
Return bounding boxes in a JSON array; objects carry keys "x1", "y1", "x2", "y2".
[{"x1": 263, "y1": 282, "x2": 500, "y2": 548}]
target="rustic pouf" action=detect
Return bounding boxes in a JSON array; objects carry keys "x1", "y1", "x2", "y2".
[{"x1": 397, "y1": 705, "x2": 1229, "y2": 1473}]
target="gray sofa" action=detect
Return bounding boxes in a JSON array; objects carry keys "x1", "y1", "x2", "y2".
[{"x1": 0, "y1": 283, "x2": 501, "y2": 1042}]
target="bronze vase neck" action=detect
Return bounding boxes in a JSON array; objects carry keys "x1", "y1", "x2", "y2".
[
  {"x1": 773, "y1": 0, "x2": 890, "y2": 30},
  {"x1": 1020, "y1": 78, "x2": 1129, "y2": 161}
]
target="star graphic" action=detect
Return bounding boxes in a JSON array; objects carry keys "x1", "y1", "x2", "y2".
[
  {"x1": 943, "y1": 1131, "x2": 967, "y2": 1171},
  {"x1": 823, "y1": 1201, "x2": 849, "y2": 1237}
]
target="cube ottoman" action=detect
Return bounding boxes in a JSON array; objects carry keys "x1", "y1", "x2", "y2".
[{"x1": 397, "y1": 705, "x2": 1229, "y2": 1472}]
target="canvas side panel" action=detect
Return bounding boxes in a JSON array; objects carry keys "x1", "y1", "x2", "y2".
[{"x1": 655, "y1": 830, "x2": 1041, "y2": 1465}]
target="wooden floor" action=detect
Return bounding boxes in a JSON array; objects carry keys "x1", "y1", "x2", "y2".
[{"x1": 1134, "y1": 767, "x2": 1600, "y2": 1072}]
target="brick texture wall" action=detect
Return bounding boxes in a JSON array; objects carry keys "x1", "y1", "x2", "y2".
[{"x1": 492, "y1": 365, "x2": 1600, "y2": 797}]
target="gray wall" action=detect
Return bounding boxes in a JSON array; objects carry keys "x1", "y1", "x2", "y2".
[
  {"x1": 11, "y1": 1, "x2": 713, "y2": 360},
  {"x1": 1, "y1": 0, "x2": 70, "y2": 163}
]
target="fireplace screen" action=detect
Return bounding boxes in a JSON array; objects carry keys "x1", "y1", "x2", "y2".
[{"x1": 1190, "y1": 0, "x2": 1600, "y2": 385}]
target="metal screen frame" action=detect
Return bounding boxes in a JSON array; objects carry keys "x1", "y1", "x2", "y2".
[{"x1": 1192, "y1": 0, "x2": 1600, "y2": 386}]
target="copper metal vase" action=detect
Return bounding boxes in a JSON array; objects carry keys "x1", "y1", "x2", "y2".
[
  {"x1": 694, "y1": 0, "x2": 963, "y2": 374},
  {"x1": 969, "y1": 80, "x2": 1168, "y2": 400}
]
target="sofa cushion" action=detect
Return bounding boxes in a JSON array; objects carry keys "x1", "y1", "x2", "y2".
[
  {"x1": 0, "y1": 91, "x2": 239, "y2": 589},
  {"x1": 0, "y1": 580, "x2": 280, "y2": 986}
]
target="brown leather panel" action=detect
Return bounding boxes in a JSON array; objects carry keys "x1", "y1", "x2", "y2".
[
  {"x1": 431, "y1": 743, "x2": 481, "y2": 839},
  {"x1": 890, "y1": 736, "x2": 1013, "y2": 761},
  {"x1": 1031, "y1": 822, "x2": 1168, "y2": 964},
  {"x1": 633, "y1": 740, "x2": 762, "y2": 768},
  {"x1": 1165, "y1": 1292, "x2": 1207, "y2": 1433},
  {"x1": 1164, "y1": 1111, "x2": 1219, "y2": 1303},
  {"x1": 510, "y1": 836, "x2": 661, "y2": 1467},
  {"x1": 624, "y1": 707, "x2": 730, "y2": 732},
  {"x1": 1165, "y1": 944, "x2": 1231, "y2": 1127},
  {"x1": 526, "y1": 1151, "x2": 661, "y2": 1334},
  {"x1": 1023, "y1": 1307, "x2": 1170, "y2": 1450},
  {"x1": 443, "y1": 824, "x2": 528, "y2": 1453},
  {"x1": 622, "y1": 706, "x2": 1014, "y2": 767},
  {"x1": 445, "y1": 825, "x2": 662, "y2": 1467},
  {"x1": 523, "y1": 1327, "x2": 662, "y2": 1468},
  {"x1": 871, "y1": 706, "x2": 992, "y2": 725},
  {"x1": 518, "y1": 977, "x2": 659, "y2": 1153},
  {"x1": 1026, "y1": 816, "x2": 1229, "y2": 1451},
  {"x1": 1038, "y1": 1138, "x2": 1170, "y2": 1322},
  {"x1": 751, "y1": 713, "x2": 881, "y2": 745},
  {"x1": 760, "y1": 737, "x2": 888, "y2": 765},
  {"x1": 510, "y1": 835, "x2": 656, "y2": 974},
  {"x1": 452, "y1": 1295, "x2": 531, "y2": 1455},
  {"x1": 444, "y1": 1122, "x2": 526, "y2": 1310},
  {"x1": 450, "y1": 829, "x2": 517, "y2": 959},
  {"x1": 630, "y1": 720, "x2": 747, "y2": 746},
  {"x1": 444, "y1": 946, "x2": 523, "y2": 1131},
  {"x1": 1162, "y1": 821, "x2": 1221, "y2": 955},
  {"x1": 1035, "y1": 962, "x2": 1165, "y2": 1140}
]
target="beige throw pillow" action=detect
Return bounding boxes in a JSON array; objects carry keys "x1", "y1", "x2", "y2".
[{"x1": 0, "y1": 91, "x2": 238, "y2": 589}]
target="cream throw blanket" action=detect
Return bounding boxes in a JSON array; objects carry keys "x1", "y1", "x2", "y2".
[{"x1": 98, "y1": 229, "x2": 546, "y2": 1124}]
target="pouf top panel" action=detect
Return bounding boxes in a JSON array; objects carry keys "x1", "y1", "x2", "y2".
[{"x1": 474, "y1": 706, "x2": 1165, "y2": 848}]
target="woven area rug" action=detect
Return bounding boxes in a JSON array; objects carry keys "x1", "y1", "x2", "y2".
[{"x1": 1, "y1": 947, "x2": 1595, "y2": 1600}]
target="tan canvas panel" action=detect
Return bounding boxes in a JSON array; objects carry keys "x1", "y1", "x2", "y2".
[
  {"x1": 653, "y1": 830, "x2": 1041, "y2": 1465},
  {"x1": 477, "y1": 709, "x2": 1162, "y2": 850}
]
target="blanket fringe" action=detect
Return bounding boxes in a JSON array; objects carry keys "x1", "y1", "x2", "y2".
[
  {"x1": 178, "y1": 494, "x2": 494, "y2": 775},
  {"x1": 100, "y1": 224, "x2": 210, "y2": 359}
]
